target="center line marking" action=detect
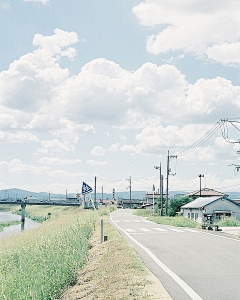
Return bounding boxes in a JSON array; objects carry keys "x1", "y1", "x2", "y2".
[{"x1": 110, "y1": 213, "x2": 203, "y2": 300}]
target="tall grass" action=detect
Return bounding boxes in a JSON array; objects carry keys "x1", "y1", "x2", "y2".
[
  {"x1": 0, "y1": 208, "x2": 97, "y2": 300},
  {"x1": 0, "y1": 221, "x2": 21, "y2": 232},
  {"x1": 216, "y1": 216, "x2": 240, "y2": 227},
  {"x1": 134, "y1": 210, "x2": 200, "y2": 228}
]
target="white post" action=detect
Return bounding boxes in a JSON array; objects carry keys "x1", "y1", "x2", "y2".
[{"x1": 153, "y1": 192, "x2": 155, "y2": 216}]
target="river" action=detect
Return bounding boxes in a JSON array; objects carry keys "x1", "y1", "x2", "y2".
[{"x1": 0, "y1": 211, "x2": 40, "y2": 238}]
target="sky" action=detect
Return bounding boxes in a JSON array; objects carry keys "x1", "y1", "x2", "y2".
[{"x1": 1, "y1": 0, "x2": 240, "y2": 197}]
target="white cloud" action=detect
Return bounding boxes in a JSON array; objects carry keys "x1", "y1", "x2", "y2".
[
  {"x1": 0, "y1": 29, "x2": 76, "y2": 112},
  {"x1": 0, "y1": 159, "x2": 82, "y2": 177},
  {"x1": 24, "y1": 0, "x2": 50, "y2": 4},
  {"x1": 38, "y1": 157, "x2": 82, "y2": 164},
  {"x1": 0, "y1": 130, "x2": 38, "y2": 142},
  {"x1": 91, "y1": 146, "x2": 105, "y2": 156},
  {"x1": 1, "y1": 2, "x2": 11, "y2": 9},
  {"x1": 206, "y1": 43, "x2": 240, "y2": 66},
  {"x1": 132, "y1": 0, "x2": 240, "y2": 65},
  {"x1": 41, "y1": 139, "x2": 75, "y2": 152},
  {"x1": 86, "y1": 160, "x2": 107, "y2": 166}
]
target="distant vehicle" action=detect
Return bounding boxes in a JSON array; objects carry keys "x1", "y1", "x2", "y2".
[{"x1": 23, "y1": 196, "x2": 36, "y2": 200}]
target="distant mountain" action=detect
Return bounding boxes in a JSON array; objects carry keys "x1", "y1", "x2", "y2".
[{"x1": 1, "y1": 188, "x2": 239, "y2": 201}]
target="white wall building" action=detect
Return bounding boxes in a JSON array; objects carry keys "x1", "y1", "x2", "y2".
[{"x1": 181, "y1": 196, "x2": 240, "y2": 224}]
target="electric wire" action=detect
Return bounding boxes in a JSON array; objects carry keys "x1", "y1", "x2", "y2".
[{"x1": 178, "y1": 120, "x2": 222, "y2": 157}]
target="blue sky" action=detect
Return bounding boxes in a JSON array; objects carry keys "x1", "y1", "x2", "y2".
[{"x1": 1, "y1": 0, "x2": 240, "y2": 196}]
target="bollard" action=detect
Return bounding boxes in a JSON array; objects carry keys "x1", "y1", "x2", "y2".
[
  {"x1": 21, "y1": 204, "x2": 26, "y2": 231},
  {"x1": 101, "y1": 219, "x2": 103, "y2": 243}
]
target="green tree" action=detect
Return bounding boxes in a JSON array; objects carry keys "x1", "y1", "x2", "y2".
[{"x1": 168, "y1": 196, "x2": 193, "y2": 217}]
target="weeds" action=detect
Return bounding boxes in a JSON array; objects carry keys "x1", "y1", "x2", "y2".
[
  {"x1": 0, "y1": 221, "x2": 21, "y2": 232},
  {"x1": 0, "y1": 208, "x2": 97, "y2": 300},
  {"x1": 216, "y1": 216, "x2": 240, "y2": 227},
  {"x1": 134, "y1": 210, "x2": 200, "y2": 228}
]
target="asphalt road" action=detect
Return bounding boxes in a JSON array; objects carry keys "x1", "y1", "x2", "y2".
[{"x1": 110, "y1": 209, "x2": 240, "y2": 300}]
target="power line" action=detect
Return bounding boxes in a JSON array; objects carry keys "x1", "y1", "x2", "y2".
[{"x1": 178, "y1": 120, "x2": 222, "y2": 157}]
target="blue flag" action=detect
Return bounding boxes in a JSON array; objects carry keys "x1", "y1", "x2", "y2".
[{"x1": 82, "y1": 182, "x2": 93, "y2": 195}]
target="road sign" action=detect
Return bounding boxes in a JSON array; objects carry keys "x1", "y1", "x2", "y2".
[{"x1": 82, "y1": 182, "x2": 93, "y2": 195}]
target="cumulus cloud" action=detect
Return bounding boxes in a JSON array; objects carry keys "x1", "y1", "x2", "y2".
[
  {"x1": 0, "y1": 130, "x2": 38, "y2": 142},
  {"x1": 38, "y1": 157, "x2": 82, "y2": 164},
  {"x1": 132, "y1": 0, "x2": 240, "y2": 65},
  {"x1": 0, "y1": 29, "x2": 77, "y2": 112},
  {"x1": 86, "y1": 160, "x2": 107, "y2": 166},
  {"x1": 0, "y1": 159, "x2": 83, "y2": 177},
  {"x1": 1, "y1": 29, "x2": 240, "y2": 162},
  {"x1": 24, "y1": 0, "x2": 50, "y2": 4},
  {"x1": 91, "y1": 146, "x2": 105, "y2": 156},
  {"x1": 40, "y1": 139, "x2": 75, "y2": 153}
]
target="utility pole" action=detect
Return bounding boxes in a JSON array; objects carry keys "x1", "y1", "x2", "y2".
[
  {"x1": 154, "y1": 163, "x2": 163, "y2": 216},
  {"x1": 126, "y1": 176, "x2": 132, "y2": 208},
  {"x1": 166, "y1": 150, "x2": 177, "y2": 216},
  {"x1": 129, "y1": 176, "x2": 132, "y2": 208},
  {"x1": 198, "y1": 174, "x2": 204, "y2": 196},
  {"x1": 94, "y1": 176, "x2": 97, "y2": 207},
  {"x1": 161, "y1": 174, "x2": 164, "y2": 216}
]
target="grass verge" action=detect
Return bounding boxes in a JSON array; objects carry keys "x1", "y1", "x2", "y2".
[
  {"x1": 134, "y1": 209, "x2": 200, "y2": 228},
  {"x1": 216, "y1": 216, "x2": 240, "y2": 227},
  {"x1": 0, "y1": 208, "x2": 97, "y2": 300},
  {"x1": 60, "y1": 206, "x2": 171, "y2": 300},
  {"x1": 0, "y1": 221, "x2": 21, "y2": 232}
]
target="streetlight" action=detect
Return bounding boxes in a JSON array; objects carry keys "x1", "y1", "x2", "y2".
[
  {"x1": 198, "y1": 174, "x2": 204, "y2": 196},
  {"x1": 154, "y1": 163, "x2": 163, "y2": 216}
]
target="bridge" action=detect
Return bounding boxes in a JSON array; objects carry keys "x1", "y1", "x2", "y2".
[
  {"x1": 0, "y1": 197, "x2": 82, "y2": 230},
  {"x1": 0, "y1": 198, "x2": 82, "y2": 206}
]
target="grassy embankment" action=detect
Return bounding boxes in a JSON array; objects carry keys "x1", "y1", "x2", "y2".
[
  {"x1": 0, "y1": 205, "x2": 169, "y2": 300},
  {"x1": 0, "y1": 206, "x2": 97, "y2": 299},
  {"x1": 134, "y1": 209, "x2": 201, "y2": 228},
  {"x1": 60, "y1": 206, "x2": 169, "y2": 300}
]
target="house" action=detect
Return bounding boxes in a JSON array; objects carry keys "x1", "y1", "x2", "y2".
[
  {"x1": 145, "y1": 191, "x2": 165, "y2": 204},
  {"x1": 181, "y1": 196, "x2": 240, "y2": 224},
  {"x1": 139, "y1": 203, "x2": 157, "y2": 210},
  {"x1": 185, "y1": 188, "x2": 228, "y2": 199},
  {"x1": 117, "y1": 198, "x2": 143, "y2": 208}
]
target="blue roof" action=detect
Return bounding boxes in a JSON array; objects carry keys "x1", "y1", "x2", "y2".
[{"x1": 181, "y1": 196, "x2": 223, "y2": 209}]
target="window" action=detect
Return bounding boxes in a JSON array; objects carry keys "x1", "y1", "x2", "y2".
[
  {"x1": 191, "y1": 213, "x2": 194, "y2": 219},
  {"x1": 195, "y1": 213, "x2": 198, "y2": 220},
  {"x1": 188, "y1": 213, "x2": 190, "y2": 218}
]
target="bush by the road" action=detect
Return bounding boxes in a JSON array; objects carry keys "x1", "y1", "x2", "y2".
[{"x1": 168, "y1": 195, "x2": 193, "y2": 216}]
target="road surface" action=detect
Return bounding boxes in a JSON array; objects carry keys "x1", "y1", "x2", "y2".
[{"x1": 110, "y1": 209, "x2": 240, "y2": 300}]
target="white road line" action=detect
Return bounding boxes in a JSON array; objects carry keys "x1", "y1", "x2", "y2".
[
  {"x1": 124, "y1": 220, "x2": 130, "y2": 222},
  {"x1": 184, "y1": 229, "x2": 198, "y2": 233},
  {"x1": 139, "y1": 228, "x2": 151, "y2": 232},
  {"x1": 153, "y1": 228, "x2": 168, "y2": 232},
  {"x1": 114, "y1": 220, "x2": 120, "y2": 223},
  {"x1": 201, "y1": 230, "x2": 240, "y2": 242},
  {"x1": 133, "y1": 220, "x2": 141, "y2": 222},
  {"x1": 169, "y1": 228, "x2": 185, "y2": 232},
  {"x1": 110, "y1": 213, "x2": 203, "y2": 300},
  {"x1": 125, "y1": 229, "x2": 136, "y2": 233}
]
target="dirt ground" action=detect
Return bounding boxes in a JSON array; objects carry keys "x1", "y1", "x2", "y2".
[{"x1": 59, "y1": 219, "x2": 172, "y2": 300}]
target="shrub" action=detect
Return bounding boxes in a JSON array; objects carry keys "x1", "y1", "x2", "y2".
[
  {"x1": 216, "y1": 216, "x2": 240, "y2": 227},
  {"x1": 168, "y1": 196, "x2": 193, "y2": 216}
]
